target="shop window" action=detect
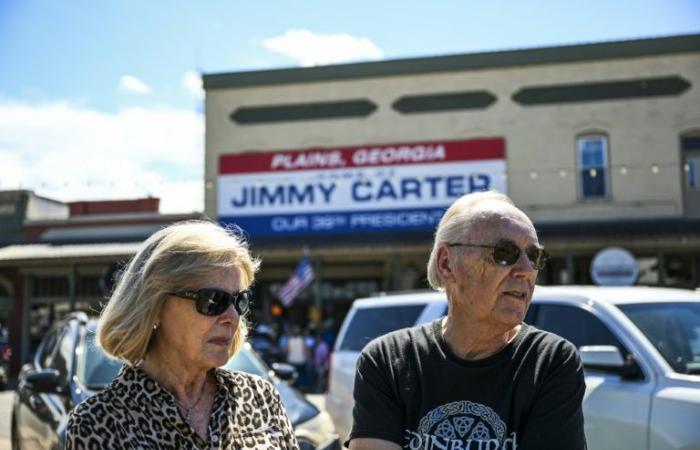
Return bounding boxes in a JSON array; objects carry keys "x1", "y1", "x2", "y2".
[
  {"x1": 637, "y1": 256, "x2": 660, "y2": 286},
  {"x1": 33, "y1": 276, "x2": 69, "y2": 297},
  {"x1": 577, "y1": 134, "x2": 609, "y2": 199},
  {"x1": 76, "y1": 276, "x2": 100, "y2": 297},
  {"x1": 663, "y1": 254, "x2": 698, "y2": 288}
]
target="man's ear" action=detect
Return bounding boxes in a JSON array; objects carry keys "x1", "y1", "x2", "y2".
[{"x1": 436, "y1": 245, "x2": 454, "y2": 283}]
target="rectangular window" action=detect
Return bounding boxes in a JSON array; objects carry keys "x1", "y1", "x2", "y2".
[
  {"x1": 685, "y1": 156, "x2": 699, "y2": 191},
  {"x1": 577, "y1": 135, "x2": 609, "y2": 199},
  {"x1": 338, "y1": 304, "x2": 426, "y2": 351}
]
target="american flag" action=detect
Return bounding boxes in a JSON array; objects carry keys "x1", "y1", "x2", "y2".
[{"x1": 277, "y1": 255, "x2": 315, "y2": 307}]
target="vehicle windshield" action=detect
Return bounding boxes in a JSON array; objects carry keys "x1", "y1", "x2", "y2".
[
  {"x1": 222, "y1": 345, "x2": 271, "y2": 380},
  {"x1": 619, "y1": 302, "x2": 700, "y2": 375},
  {"x1": 339, "y1": 304, "x2": 426, "y2": 351},
  {"x1": 76, "y1": 332, "x2": 123, "y2": 389}
]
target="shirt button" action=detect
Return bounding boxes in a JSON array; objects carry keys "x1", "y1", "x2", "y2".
[{"x1": 211, "y1": 435, "x2": 219, "y2": 444}]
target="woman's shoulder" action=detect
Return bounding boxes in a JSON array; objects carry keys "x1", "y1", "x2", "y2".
[
  {"x1": 215, "y1": 368, "x2": 278, "y2": 397},
  {"x1": 216, "y1": 367, "x2": 271, "y2": 386},
  {"x1": 69, "y1": 382, "x2": 124, "y2": 420},
  {"x1": 66, "y1": 383, "x2": 126, "y2": 446}
]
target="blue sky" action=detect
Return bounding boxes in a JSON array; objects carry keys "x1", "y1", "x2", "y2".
[{"x1": 1, "y1": 0, "x2": 698, "y2": 212}]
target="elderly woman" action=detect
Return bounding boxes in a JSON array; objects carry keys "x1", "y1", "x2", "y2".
[{"x1": 65, "y1": 220, "x2": 298, "y2": 449}]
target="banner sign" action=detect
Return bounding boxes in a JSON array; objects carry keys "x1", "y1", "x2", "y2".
[{"x1": 218, "y1": 138, "x2": 506, "y2": 236}]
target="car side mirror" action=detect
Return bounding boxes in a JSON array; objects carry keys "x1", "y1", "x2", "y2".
[
  {"x1": 579, "y1": 345, "x2": 642, "y2": 379},
  {"x1": 24, "y1": 369, "x2": 64, "y2": 393},
  {"x1": 271, "y1": 362, "x2": 298, "y2": 384}
]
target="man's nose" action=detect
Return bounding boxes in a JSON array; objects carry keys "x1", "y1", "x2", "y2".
[{"x1": 511, "y1": 251, "x2": 537, "y2": 277}]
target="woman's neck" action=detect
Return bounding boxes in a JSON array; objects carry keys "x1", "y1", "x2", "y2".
[{"x1": 141, "y1": 350, "x2": 211, "y2": 405}]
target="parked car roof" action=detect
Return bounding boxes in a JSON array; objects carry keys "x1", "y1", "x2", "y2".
[
  {"x1": 352, "y1": 286, "x2": 700, "y2": 308},
  {"x1": 533, "y1": 285, "x2": 700, "y2": 305}
]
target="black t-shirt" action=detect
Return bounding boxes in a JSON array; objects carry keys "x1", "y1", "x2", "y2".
[{"x1": 347, "y1": 319, "x2": 587, "y2": 450}]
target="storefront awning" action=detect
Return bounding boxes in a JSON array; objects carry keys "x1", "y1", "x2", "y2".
[{"x1": 0, "y1": 242, "x2": 142, "y2": 265}]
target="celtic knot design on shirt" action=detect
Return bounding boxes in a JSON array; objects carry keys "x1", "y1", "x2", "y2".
[{"x1": 417, "y1": 400, "x2": 506, "y2": 442}]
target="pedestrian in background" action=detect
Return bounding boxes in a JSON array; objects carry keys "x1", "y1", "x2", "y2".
[
  {"x1": 313, "y1": 332, "x2": 330, "y2": 392},
  {"x1": 285, "y1": 325, "x2": 310, "y2": 389},
  {"x1": 65, "y1": 220, "x2": 298, "y2": 449},
  {"x1": 348, "y1": 191, "x2": 586, "y2": 450},
  {"x1": 320, "y1": 318, "x2": 337, "y2": 349}
]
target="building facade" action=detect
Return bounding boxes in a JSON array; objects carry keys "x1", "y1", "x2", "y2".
[
  {"x1": 203, "y1": 33, "x2": 700, "y2": 327},
  {"x1": 0, "y1": 192, "x2": 201, "y2": 373}
]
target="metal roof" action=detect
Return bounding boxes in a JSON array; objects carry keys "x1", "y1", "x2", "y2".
[
  {"x1": 534, "y1": 285, "x2": 700, "y2": 304},
  {"x1": 203, "y1": 34, "x2": 700, "y2": 90},
  {"x1": 0, "y1": 242, "x2": 141, "y2": 263}
]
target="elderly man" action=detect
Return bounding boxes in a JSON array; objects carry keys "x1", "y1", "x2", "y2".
[{"x1": 347, "y1": 191, "x2": 586, "y2": 450}]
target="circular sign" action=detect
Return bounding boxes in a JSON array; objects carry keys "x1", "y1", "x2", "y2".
[{"x1": 590, "y1": 247, "x2": 639, "y2": 286}]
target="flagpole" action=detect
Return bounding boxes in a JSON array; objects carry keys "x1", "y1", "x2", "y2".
[
  {"x1": 304, "y1": 245, "x2": 323, "y2": 329},
  {"x1": 313, "y1": 255, "x2": 322, "y2": 330},
  {"x1": 276, "y1": 249, "x2": 315, "y2": 308}
]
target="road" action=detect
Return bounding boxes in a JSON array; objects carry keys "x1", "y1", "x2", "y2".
[{"x1": 0, "y1": 391, "x2": 11, "y2": 450}]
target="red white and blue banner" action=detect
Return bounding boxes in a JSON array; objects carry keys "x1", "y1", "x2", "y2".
[
  {"x1": 277, "y1": 254, "x2": 315, "y2": 306},
  {"x1": 218, "y1": 138, "x2": 506, "y2": 236}
]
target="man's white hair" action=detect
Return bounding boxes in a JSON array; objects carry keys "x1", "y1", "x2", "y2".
[{"x1": 426, "y1": 191, "x2": 515, "y2": 290}]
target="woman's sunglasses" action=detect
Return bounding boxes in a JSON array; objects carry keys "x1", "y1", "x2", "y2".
[
  {"x1": 448, "y1": 239, "x2": 548, "y2": 270},
  {"x1": 169, "y1": 288, "x2": 252, "y2": 316}
]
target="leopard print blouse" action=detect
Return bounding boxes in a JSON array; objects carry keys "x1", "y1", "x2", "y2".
[{"x1": 65, "y1": 364, "x2": 299, "y2": 449}]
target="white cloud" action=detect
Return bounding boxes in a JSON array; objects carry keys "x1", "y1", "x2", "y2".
[
  {"x1": 182, "y1": 71, "x2": 204, "y2": 99},
  {"x1": 0, "y1": 100, "x2": 204, "y2": 213},
  {"x1": 119, "y1": 75, "x2": 152, "y2": 94},
  {"x1": 262, "y1": 29, "x2": 383, "y2": 67}
]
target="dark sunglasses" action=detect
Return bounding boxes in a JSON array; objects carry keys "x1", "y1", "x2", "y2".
[
  {"x1": 169, "y1": 288, "x2": 252, "y2": 316},
  {"x1": 448, "y1": 239, "x2": 548, "y2": 270}
]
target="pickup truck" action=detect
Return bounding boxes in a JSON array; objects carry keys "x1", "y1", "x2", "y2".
[{"x1": 327, "y1": 286, "x2": 700, "y2": 450}]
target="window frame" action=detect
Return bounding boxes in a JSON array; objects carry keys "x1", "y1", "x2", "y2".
[
  {"x1": 681, "y1": 132, "x2": 700, "y2": 192},
  {"x1": 576, "y1": 133, "x2": 611, "y2": 200}
]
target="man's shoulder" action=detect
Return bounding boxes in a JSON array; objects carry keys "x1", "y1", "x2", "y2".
[
  {"x1": 519, "y1": 323, "x2": 580, "y2": 357},
  {"x1": 362, "y1": 319, "x2": 436, "y2": 357}
]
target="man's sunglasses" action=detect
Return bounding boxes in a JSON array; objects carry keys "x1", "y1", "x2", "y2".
[
  {"x1": 447, "y1": 239, "x2": 548, "y2": 270},
  {"x1": 169, "y1": 288, "x2": 252, "y2": 316}
]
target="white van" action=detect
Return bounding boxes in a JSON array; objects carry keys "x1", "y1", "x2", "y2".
[{"x1": 326, "y1": 286, "x2": 700, "y2": 450}]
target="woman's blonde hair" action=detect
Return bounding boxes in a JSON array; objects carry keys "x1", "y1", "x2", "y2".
[
  {"x1": 426, "y1": 191, "x2": 514, "y2": 290},
  {"x1": 98, "y1": 220, "x2": 260, "y2": 365}
]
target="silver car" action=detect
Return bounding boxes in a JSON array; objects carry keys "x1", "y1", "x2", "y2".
[{"x1": 12, "y1": 315, "x2": 339, "y2": 450}]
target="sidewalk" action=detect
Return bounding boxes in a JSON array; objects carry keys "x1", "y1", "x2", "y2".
[{"x1": 0, "y1": 391, "x2": 12, "y2": 450}]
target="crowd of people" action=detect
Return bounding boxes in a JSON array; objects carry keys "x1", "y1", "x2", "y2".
[{"x1": 262, "y1": 322, "x2": 334, "y2": 393}]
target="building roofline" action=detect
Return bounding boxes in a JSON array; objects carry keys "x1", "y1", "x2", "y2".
[
  {"x1": 203, "y1": 33, "x2": 700, "y2": 90},
  {"x1": 24, "y1": 211, "x2": 203, "y2": 226},
  {"x1": 0, "y1": 242, "x2": 143, "y2": 265},
  {"x1": 0, "y1": 189, "x2": 64, "y2": 205}
]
